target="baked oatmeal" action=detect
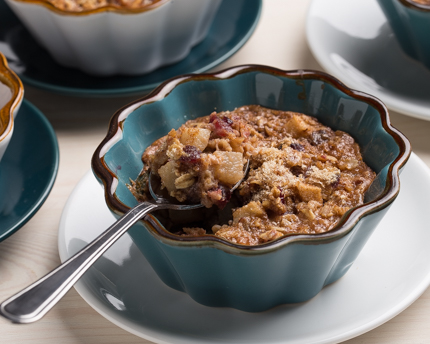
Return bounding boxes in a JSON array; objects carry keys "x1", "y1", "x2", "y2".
[
  {"x1": 410, "y1": 0, "x2": 430, "y2": 4},
  {"x1": 47, "y1": 0, "x2": 161, "y2": 11},
  {"x1": 129, "y1": 105, "x2": 376, "y2": 246}
]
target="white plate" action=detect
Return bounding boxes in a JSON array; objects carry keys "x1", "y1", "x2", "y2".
[
  {"x1": 58, "y1": 153, "x2": 430, "y2": 344},
  {"x1": 306, "y1": 0, "x2": 430, "y2": 121}
]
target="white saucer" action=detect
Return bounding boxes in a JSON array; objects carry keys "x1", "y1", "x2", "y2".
[
  {"x1": 58, "y1": 153, "x2": 430, "y2": 344},
  {"x1": 306, "y1": 0, "x2": 430, "y2": 121}
]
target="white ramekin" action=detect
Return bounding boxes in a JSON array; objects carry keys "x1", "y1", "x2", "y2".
[{"x1": 5, "y1": 0, "x2": 222, "y2": 76}]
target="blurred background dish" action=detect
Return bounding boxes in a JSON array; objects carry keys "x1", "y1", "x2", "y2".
[
  {"x1": 58, "y1": 153, "x2": 430, "y2": 343},
  {"x1": 0, "y1": 0, "x2": 262, "y2": 97},
  {"x1": 0, "y1": 99, "x2": 58, "y2": 241},
  {"x1": 4, "y1": 0, "x2": 222, "y2": 76},
  {"x1": 306, "y1": 0, "x2": 430, "y2": 121},
  {"x1": 376, "y1": 0, "x2": 430, "y2": 70},
  {"x1": 0, "y1": 52, "x2": 23, "y2": 163}
]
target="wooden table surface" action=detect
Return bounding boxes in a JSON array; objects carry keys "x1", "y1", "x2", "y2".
[{"x1": 1, "y1": 0, "x2": 430, "y2": 343}]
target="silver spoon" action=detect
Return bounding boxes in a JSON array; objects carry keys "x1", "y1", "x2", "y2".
[{"x1": 0, "y1": 161, "x2": 249, "y2": 324}]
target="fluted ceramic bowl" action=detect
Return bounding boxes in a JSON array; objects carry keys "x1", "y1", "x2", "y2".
[
  {"x1": 5, "y1": 0, "x2": 222, "y2": 76},
  {"x1": 0, "y1": 53, "x2": 23, "y2": 164},
  {"x1": 92, "y1": 65, "x2": 411, "y2": 312},
  {"x1": 377, "y1": 0, "x2": 430, "y2": 69}
]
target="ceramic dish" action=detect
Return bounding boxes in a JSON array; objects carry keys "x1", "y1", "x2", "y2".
[
  {"x1": 5, "y1": 0, "x2": 222, "y2": 76},
  {"x1": 376, "y1": 0, "x2": 430, "y2": 70},
  {"x1": 0, "y1": 99, "x2": 58, "y2": 241},
  {"x1": 0, "y1": 0, "x2": 261, "y2": 96},
  {"x1": 92, "y1": 65, "x2": 410, "y2": 312},
  {"x1": 0, "y1": 52, "x2": 23, "y2": 163},
  {"x1": 60, "y1": 153, "x2": 430, "y2": 343},
  {"x1": 306, "y1": 0, "x2": 430, "y2": 121}
]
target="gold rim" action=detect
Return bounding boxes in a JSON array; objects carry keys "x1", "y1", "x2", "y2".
[
  {"x1": 10, "y1": 0, "x2": 170, "y2": 16},
  {"x1": 0, "y1": 54, "x2": 24, "y2": 140},
  {"x1": 399, "y1": 0, "x2": 430, "y2": 10}
]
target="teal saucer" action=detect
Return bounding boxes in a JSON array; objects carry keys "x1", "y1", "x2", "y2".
[
  {"x1": 0, "y1": 0, "x2": 262, "y2": 97},
  {"x1": 0, "y1": 100, "x2": 59, "y2": 241}
]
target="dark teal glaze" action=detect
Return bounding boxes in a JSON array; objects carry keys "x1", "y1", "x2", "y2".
[
  {"x1": 92, "y1": 66, "x2": 410, "y2": 312},
  {"x1": 0, "y1": 100, "x2": 59, "y2": 241},
  {"x1": 128, "y1": 219, "x2": 353, "y2": 310},
  {"x1": 376, "y1": 0, "x2": 430, "y2": 69},
  {"x1": 0, "y1": 0, "x2": 261, "y2": 97}
]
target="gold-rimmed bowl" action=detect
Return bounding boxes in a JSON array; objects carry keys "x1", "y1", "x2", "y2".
[
  {"x1": 0, "y1": 53, "x2": 23, "y2": 163},
  {"x1": 5, "y1": 0, "x2": 222, "y2": 76}
]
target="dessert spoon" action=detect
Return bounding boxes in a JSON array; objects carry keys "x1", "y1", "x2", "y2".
[{"x1": 0, "y1": 161, "x2": 249, "y2": 324}]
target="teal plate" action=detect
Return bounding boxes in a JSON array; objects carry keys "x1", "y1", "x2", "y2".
[
  {"x1": 0, "y1": 100, "x2": 59, "y2": 241},
  {"x1": 0, "y1": 0, "x2": 262, "y2": 97}
]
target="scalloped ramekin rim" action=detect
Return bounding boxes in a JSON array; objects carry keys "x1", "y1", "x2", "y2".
[
  {"x1": 0, "y1": 54, "x2": 23, "y2": 141},
  {"x1": 92, "y1": 64, "x2": 411, "y2": 254},
  {"x1": 398, "y1": 0, "x2": 430, "y2": 11},
  {"x1": 9, "y1": 0, "x2": 170, "y2": 15}
]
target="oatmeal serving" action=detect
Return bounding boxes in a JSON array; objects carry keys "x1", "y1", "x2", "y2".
[
  {"x1": 129, "y1": 105, "x2": 376, "y2": 246},
  {"x1": 410, "y1": 0, "x2": 430, "y2": 5},
  {"x1": 47, "y1": 0, "x2": 162, "y2": 11}
]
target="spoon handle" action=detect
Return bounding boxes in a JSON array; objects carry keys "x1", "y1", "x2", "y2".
[{"x1": 0, "y1": 201, "x2": 158, "y2": 324}]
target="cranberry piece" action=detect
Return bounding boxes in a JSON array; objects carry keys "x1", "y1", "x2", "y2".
[
  {"x1": 222, "y1": 116, "x2": 233, "y2": 126},
  {"x1": 290, "y1": 165, "x2": 304, "y2": 176},
  {"x1": 209, "y1": 113, "x2": 233, "y2": 137},
  {"x1": 277, "y1": 186, "x2": 285, "y2": 204},
  {"x1": 331, "y1": 175, "x2": 341, "y2": 189},
  {"x1": 179, "y1": 145, "x2": 201, "y2": 164},
  {"x1": 217, "y1": 185, "x2": 231, "y2": 209},
  {"x1": 208, "y1": 185, "x2": 231, "y2": 209},
  {"x1": 290, "y1": 143, "x2": 305, "y2": 151}
]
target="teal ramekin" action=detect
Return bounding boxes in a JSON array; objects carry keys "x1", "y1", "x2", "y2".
[
  {"x1": 92, "y1": 65, "x2": 411, "y2": 312},
  {"x1": 377, "y1": 0, "x2": 430, "y2": 69}
]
